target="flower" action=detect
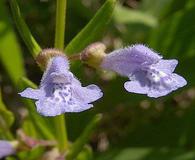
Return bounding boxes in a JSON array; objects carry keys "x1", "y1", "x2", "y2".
[
  {"x1": 101, "y1": 44, "x2": 187, "y2": 98},
  {"x1": 19, "y1": 56, "x2": 103, "y2": 116},
  {"x1": 0, "y1": 140, "x2": 15, "y2": 158}
]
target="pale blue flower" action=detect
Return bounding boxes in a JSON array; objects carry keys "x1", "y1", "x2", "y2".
[
  {"x1": 19, "y1": 56, "x2": 103, "y2": 116},
  {"x1": 0, "y1": 140, "x2": 15, "y2": 158},
  {"x1": 101, "y1": 44, "x2": 187, "y2": 98}
]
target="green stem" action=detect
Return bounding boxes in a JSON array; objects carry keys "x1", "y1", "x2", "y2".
[
  {"x1": 55, "y1": 0, "x2": 67, "y2": 49},
  {"x1": 54, "y1": 0, "x2": 68, "y2": 152},
  {"x1": 53, "y1": 115, "x2": 68, "y2": 151}
]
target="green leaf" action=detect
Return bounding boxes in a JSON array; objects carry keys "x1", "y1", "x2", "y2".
[
  {"x1": 149, "y1": 6, "x2": 195, "y2": 59},
  {"x1": 76, "y1": 146, "x2": 93, "y2": 160},
  {"x1": 0, "y1": 0, "x2": 25, "y2": 86},
  {"x1": 6, "y1": 157, "x2": 17, "y2": 160},
  {"x1": 20, "y1": 77, "x2": 37, "y2": 89},
  {"x1": 65, "y1": 0, "x2": 117, "y2": 54},
  {"x1": 160, "y1": 0, "x2": 190, "y2": 18},
  {"x1": 96, "y1": 148, "x2": 195, "y2": 160},
  {"x1": 0, "y1": 90, "x2": 14, "y2": 139},
  {"x1": 17, "y1": 146, "x2": 45, "y2": 160},
  {"x1": 22, "y1": 118, "x2": 39, "y2": 138},
  {"x1": 67, "y1": 114, "x2": 102, "y2": 160},
  {"x1": 0, "y1": 90, "x2": 14, "y2": 128},
  {"x1": 0, "y1": 107, "x2": 14, "y2": 130},
  {"x1": 113, "y1": 4, "x2": 157, "y2": 28},
  {"x1": 9, "y1": 0, "x2": 41, "y2": 58},
  {"x1": 140, "y1": 0, "x2": 171, "y2": 18},
  {"x1": 112, "y1": 148, "x2": 152, "y2": 160}
]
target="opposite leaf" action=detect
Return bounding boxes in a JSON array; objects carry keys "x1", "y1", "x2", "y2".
[{"x1": 65, "y1": 0, "x2": 116, "y2": 54}]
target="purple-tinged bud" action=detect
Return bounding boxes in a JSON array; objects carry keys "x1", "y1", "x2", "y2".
[{"x1": 81, "y1": 42, "x2": 107, "y2": 68}]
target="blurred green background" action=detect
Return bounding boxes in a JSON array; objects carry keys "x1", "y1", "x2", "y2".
[{"x1": 1, "y1": 0, "x2": 195, "y2": 159}]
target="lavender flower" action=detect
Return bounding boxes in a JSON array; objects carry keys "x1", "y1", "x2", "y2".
[
  {"x1": 101, "y1": 44, "x2": 187, "y2": 98},
  {"x1": 19, "y1": 56, "x2": 103, "y2": 116},
  {"x1": 0, "y1": 140, "x2": 15, "y2": 158}
]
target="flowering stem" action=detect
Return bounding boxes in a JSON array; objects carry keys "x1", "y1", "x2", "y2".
[
  {"x1": 54, "y1": 0, "x2": 66, "y2": 49},
  {"x1": 53, "y1": 115, "x2": 68, "y2": 150},
  {"x1": 54, "y1": 0, "x2": 68, "y2": 152}
]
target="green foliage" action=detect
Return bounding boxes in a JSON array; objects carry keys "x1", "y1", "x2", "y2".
[
  {"x1": 76, "y1": 146, "x2": 93, "y2": 160},
  {"x1": 9, "y1": 0, "x2": 42, "y2": 57},
  {"x1": 0, "y1": 90, "x2": 14, "y2": 139},
  {"x1": 149, "y1": 6, "x2": 195, "y2": 59},
  {"x1": 139, "y1": 0, "x2": 171, "y2": 18},
  {"x1": 17, "y1": 146, "x2": 45, "y2": 160},
  {"x1": 96, "y1": 148, "x2": 195, "y2": 160},
  {"x1": 67, "y1": 114, "x2": 102, "y2": 160},
  {"x1": 0, "y1": 0, "x2": 25, "y2": 86},
  {"x1": 65, "y1": 0, "x2": 117, "y2": 54},
  {"x1": 0, "y1": 106, "x2": 14, "y2": 131},
  {"x1": 113, "y1": 4, "x2": 157, "y2": 28},
  {"x1": 0, "y1": 0, "x2": 195, "y2": 159}
]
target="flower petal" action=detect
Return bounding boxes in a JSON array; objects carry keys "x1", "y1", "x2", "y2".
[
  {"x1": 36, "y1": 100, "x2": 64, "y2": 116},
  {"x1": 124, "y1": 81, "x2": 149, "y2": 94},
  {"x1": 147, "y1": 73, "x2": 187, "y2": 98},
  {"x1": 19, "y1": 55, "x2": 103, "y2": 116},
  {"x1": 72, "y1": 84, "x2": 103, "y2": 104},
  {"x1": 0, "y1": 140, "x2": 15, "y2": 158},
  {"x1": 101, "y1": 44, "x2": 162, "y2": 76},
  {"x1": 36, "y1": 99, "x2": 93, "y2": 116},
  {"x1": 152, "y1": 59, "x2": 178, "y2": 73},
  {"x1": 41, "y1": 56, "x2": 69, "y2": 86},
  {"x1": 147, "y1": 89, "x2": 172, "y2": 98},
  {"x1": 171, "y1": 73, "x2": 187, "y2": 88},
  {"x1": 50, "y1": 72, "x2": 72, "y2": 84},
  {"x1": 61, "y1": 103, "x2": 93, "y2": 113},
  {"x1": 19, "y1": 88, "x2": 44, "y2": 100}
]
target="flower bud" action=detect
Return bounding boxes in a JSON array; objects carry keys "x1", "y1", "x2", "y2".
[
  {"x1": 81, "y1": 42, "x2": 106, "y2": 68},
  {"x1": 36, "y1": 48, "x2": 65, "y2": 69}
]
